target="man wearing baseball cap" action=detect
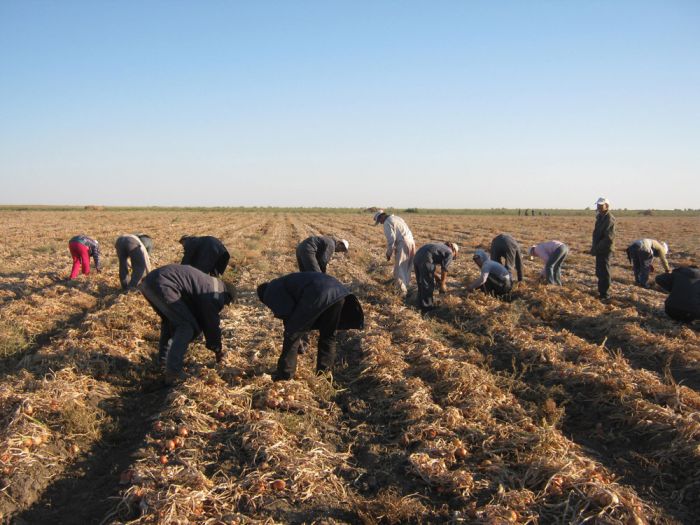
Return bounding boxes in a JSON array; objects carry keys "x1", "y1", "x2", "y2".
[
  {"x1": 374, "y1": 210, "x2": 415, "y2": 296},
  {"x1": 591, "y1": 197, "x2": 616, "y2": 301}
]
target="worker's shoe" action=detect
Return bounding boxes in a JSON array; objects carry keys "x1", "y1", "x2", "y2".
[
  {"x1": 214, "y1": 349, "x2": 226, "y2": 363},
  {"x1": 272, "y1": 371, "x2": 293, "y2": 382},
  {"x1": 164, "y1": 369, "x2": 187, "y2": 386}
]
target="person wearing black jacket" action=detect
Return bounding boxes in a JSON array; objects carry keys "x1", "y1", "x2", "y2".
[
  {"x1": 257, "y1": 272, "x2": 364, "y2": 380},
  {"x1": 180, "y1": 235, "x2": 230, "y2": 276},
  {"x1": 490, "y1": 233, "x2": 523, "y2": 283},
  {"x1": 655, "y1": 266, "x2": 700, "y2": 323},
  {"x1": 296, "y1": 236, "x2": 349, "y2": 273},
  {"x1": 139, "y1": 264, "x2": 235, "y2": 384},
  {"x1": 590, "y1": 197, "x2": 616, "y2": 300}
]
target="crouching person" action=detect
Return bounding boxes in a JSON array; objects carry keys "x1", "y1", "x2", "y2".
[
  {"x1": 115, "y1": 234, "x2": 153, "y2": 290},
  {"x1": 413, "y1": 242, "x2": 459, "y2": 314},
  {"x1": 655, "y1": 266, "x2": 700, "y2": 323},
  {"x1": 139, "y1": 264, "x2": 235, "y2": 385},
  {"x1": 257, "y1": 273, "x2": 364, "y2": 381},
  {"x1": 466, "y1": 249, "x2": 512, "y2": 297}
]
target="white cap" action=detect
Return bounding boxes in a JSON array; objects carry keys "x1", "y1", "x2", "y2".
[
  {"x1": 338, "y1": 239, "x2": 349, "y2": 251},
  {"x1": 662, "y1": 242, "x2": 669, "y2": 254},
  {"x1": 373, "y1": 210, "x2": 385, "y2": 225},
  {"x1": 449, "y1": 242, "x2": 459, "y2": 254},
  {"x1": 595, "y1": 197, "x2": 610, "y2": 207}
]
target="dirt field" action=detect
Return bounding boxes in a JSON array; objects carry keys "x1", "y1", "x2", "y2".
[{"x1": 0, "y1": 210, "x2": 698, "y2": 524}]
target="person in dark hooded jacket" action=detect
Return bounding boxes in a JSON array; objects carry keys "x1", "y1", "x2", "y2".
[
  {"x1": 655, "y1": 266, "x2": 700, "y2": 323},
  {"x1": 180, "y1": 235, "x2": 230, "y2": 276},
  {"x1": 257, "y1": 272, "x2": 364, "y2": 380},
  {"x1": 296, "y1": 236, "x2": 349, "y2": 273},
  {"x1": 139, "y1": 264, "x2": 235, "y2": 384}
]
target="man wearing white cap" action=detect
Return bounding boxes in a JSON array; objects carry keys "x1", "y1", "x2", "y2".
[
  {"x1": 296, "y1": 236, "x2": 349, "y2": 274},
  {"x1": 466, "y1": 249, "x2": 512, "y2": 297},
  {"x1": 626, "y1": 238, "x2": 670, "y2": 288},
  {"x1": 591, "y1": 197, "x2": 617, "y2": 300},
  {"x1": 374, "y1": 210, "x2": 415, "y2": 295}
]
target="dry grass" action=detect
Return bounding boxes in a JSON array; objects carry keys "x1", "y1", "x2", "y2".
[{"x1": 0, "y1": 210, "x2": 697, "y2": 524}]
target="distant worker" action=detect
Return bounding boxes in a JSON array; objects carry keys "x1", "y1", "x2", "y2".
[
  {"x1": 490, "y1": 233, "x2": 523, "y2": 283},
  {"x1": 139, "y1": 264, "x2": 235, "y2": 384},
  {"x1": 626, "y1": 238, "x2": 670, "y2": 288},
  {"x1": 180, "y1": 235, "x2": 230, "y2": 276},
  {"x1": 296, "y1": 236, "x2": 349, "y2": 273},
  {"x1": 413, "y1": 242, "x2": 459, "y2": 314},
  {"x1": 590, "y1": 197, "x2": 616, "y2": 301},
  {"x1": 257, "y1": 272, "x2": 364, "y2": 381},
  {"x1": 529, "y1": 240, "x2": 569, "y2": 285},
  {"x1": 115, "y1": 234, "x2": 153, "y2": 290},
  {"x1": 374, "y1": 210, "x2": 416, "y2": 295},
  {"x1": 655, "y1": 266, "x2": 700, "y2": 323},
  {"x1": 466, "y1": 249, "x2": 512, "y2": 297},
  {"x1": 68, "y1": 234, "x2": 101, "y2": 280}
]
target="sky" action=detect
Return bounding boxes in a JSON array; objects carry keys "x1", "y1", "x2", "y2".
[{"x1": 1, "y1": 1, "x2": 698, "y2": 209}]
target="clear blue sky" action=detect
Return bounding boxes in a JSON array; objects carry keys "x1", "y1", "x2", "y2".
[{"x1": 1, "y1": 1, "x2": 698, "y2": 208}]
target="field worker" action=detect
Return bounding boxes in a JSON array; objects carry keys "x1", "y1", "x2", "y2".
[
  {"x1": 655, "y1": 266, "x2": 700, "y2": 323},
  {"x1": 374, "y1": 210, "x2": 416, "y2": 295},
  {"x1": 296, "y1": 236, "x2": 349, "y2": 273},
  {"x1": 413, "y1": 242, "x2": 459, "y2": 314},
  {"x1": 115, "y1": 234, "x2": 153, "y2": 290},
  {"x1": 257, "y1": 272, "x2": 364, "y2": 381},
  {"x1": 135, "y1": 233, "x2": 154, "y2": 254},
  {"x1": 529, "y1": 240, "x2": 569, "y2": 285},
  {"x1": 590, "y1": 197, "x2": 616, "y2": 301},
  {"x1": 466, "y1": 249, "x2": 512, "y2": 297},
  {"x1": 180, "y1": 235, "x2": 230, "y2": 277},
  {"x1": 139, "y1": 264, "x2": 235, "y2": 385},
  {"x1": 490, "y1": 233, "x2": 523, "y2": 283},
  {"x1": 626, "y1": 238, "x2": 670, "y2": 288},
  {"x1": 68, "y1": 234, "x2": 101, "y2": 279}
]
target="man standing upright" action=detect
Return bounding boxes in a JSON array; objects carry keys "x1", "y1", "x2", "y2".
[
  {"x1": 374, "y1": 210, "x2": 415, "y2": 295},
  {"x1": 591, "y1": 197, "x2": 616, "y2": 301}
]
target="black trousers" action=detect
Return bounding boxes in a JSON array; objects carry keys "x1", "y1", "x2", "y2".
[
  {"x1": 296, "y1": 246, "x2": 323, "y2": 272},
  {"x1": 276, "y1": 299, "x2": 345, "y2": 379},
  {"x1": 481, "y1": 274, "x2": 512, "y2": 296},
  {"x1": 595, "y1": 253, "x2": 612, "y2": 298}
]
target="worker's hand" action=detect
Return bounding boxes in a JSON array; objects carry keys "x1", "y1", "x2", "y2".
[{"x1": 439, "y1": 285, "x2": 447, "y2": 294}]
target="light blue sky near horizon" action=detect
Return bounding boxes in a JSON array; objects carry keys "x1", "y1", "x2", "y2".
[{"x1": 1, "y1": 1, "x2": 698, "y2": 209}]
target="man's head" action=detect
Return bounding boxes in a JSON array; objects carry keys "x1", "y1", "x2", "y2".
[
  {"x1": 256, "y1": 282, "x2": 269, "y2": 303},
  {"x1": 528, "y1": 245, "x2": 537, "y2": 258},
  {"x1": 445, "y1": 242, "x2": 459, "y2": 258},
  {"x1": 373, "y1": 211, "x2": 388, "y2": 225},
  {"x1": 662, "y1": 242, "x2": 669, "y2": 254},
  {"x1": 595, "y1": 197, "x2": 610, "y2": 214},
  {"x1": 335, "y1": 239, "x2": 349, "y2": 253},
  {"x1": 473, "y1": 249, "x2": 489, "y2": 268},
  {"x1": 179, "y1": 235, "x2": 192, "y2": 246}
]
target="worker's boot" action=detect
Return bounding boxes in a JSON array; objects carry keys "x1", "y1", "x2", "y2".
[
  {"x1": 164, "y1": 368, "x2": 187, "y2": 386},
  {"x1": 316, "y1": 336, "x2": 337, "y2": 374}
]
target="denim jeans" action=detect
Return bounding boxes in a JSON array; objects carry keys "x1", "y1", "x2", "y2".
[{"x1": 545, "y1": 244, "x2": 569, "y2": 285}]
